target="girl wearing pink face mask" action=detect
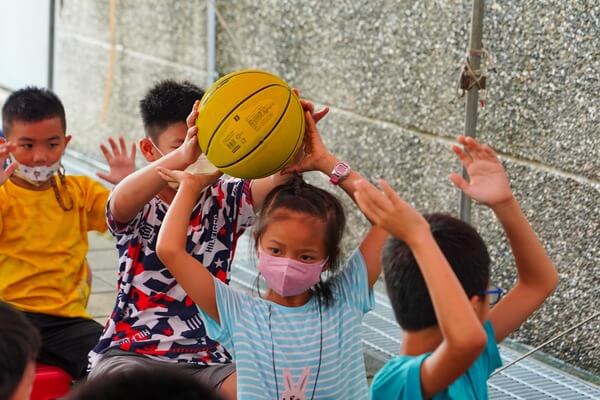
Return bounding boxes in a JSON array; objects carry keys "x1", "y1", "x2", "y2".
[{"x1": 156, "y1": 112, "x2": 388, "y2": 400}]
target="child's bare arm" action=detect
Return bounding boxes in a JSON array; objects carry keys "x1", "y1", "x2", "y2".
[
  {"x1": 109, "y1": 102, "x2": 202, "y2": 223},
  {"x1": 155, "y1": 167, "x2": 222, "y2": 323},
  {"x1": 284, "y1": 111, "x2": 388, "y2": 286},
  {"x1": 355, "y1": 179, "x2": 487, "y2": 398},
  {"x1": 450, "y1": 136, "x2": 558, "y2": 342},
  {"x1": 97, "y1": 136, "x2": 137, "y2": 185}
]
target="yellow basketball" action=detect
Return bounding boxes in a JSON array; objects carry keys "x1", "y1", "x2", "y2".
[{"x1": 195, "y1": 69, "x2": 305, "y2": 179}]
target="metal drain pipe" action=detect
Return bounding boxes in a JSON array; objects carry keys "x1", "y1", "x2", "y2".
[
  {"x1": 206, "y1": 0, "x2": 217, "y2": 88},
  {"x1": 459, "y1": 0, "x2": 484, "y2": 223}
]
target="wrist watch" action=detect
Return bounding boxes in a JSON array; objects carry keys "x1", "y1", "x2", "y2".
[{"x1": 330, "y1": 161, "x2": 351, "y2": 185}]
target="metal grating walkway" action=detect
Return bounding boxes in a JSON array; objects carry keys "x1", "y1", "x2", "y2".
[{"x1": 230, "y1": 236, "x2": 600, "y2": 400}]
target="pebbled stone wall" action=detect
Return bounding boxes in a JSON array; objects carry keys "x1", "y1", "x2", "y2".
[{"x1": 53, "y1": 0, "x2": 599, "y2": 374}]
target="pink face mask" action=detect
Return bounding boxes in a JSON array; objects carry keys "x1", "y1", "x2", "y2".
[{"x1": 257, "y1": 249, "x2": 327, "y2": 297}]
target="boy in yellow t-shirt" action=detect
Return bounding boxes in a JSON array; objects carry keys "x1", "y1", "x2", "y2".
[{"x1": 0, "y1": 87, "x2": 134, "y2": 379}]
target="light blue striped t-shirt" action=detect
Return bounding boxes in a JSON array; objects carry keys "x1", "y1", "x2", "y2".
[{"x1": 201, "y1": 249, "x2": 374, "y2": 400}]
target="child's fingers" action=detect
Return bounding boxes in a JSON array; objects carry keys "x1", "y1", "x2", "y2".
[
  {"x1": 156, "y1": 167, "x2": 178, "y2": 182},
  {"x1": 448, "y1": 172, "x2": 470, "y2": 192},
  {"x1": 462, "y1": 136, "x2": 486, "y2": 160},
  {"x1": 451, "y1": 145, "x2": 472, "y2": 167},
  {"x1": 108, "y1": 137, "x2": 120, "y2": 157},
  {"x1": 481, "y1": 144, "x2": 498, "y2": 161},
  {"x1": 4, "y1": 162, "x2": 17, "y2": 177},
  {"x1": 304, "y1": 111, "x2": 318, "y2": 135},
  {"x1": 130, "y1": 142, "x2": 137, "y2": 160},
  {"x1": 119, "y1": 136, "x2": 127, "y2": 153},
  {"x1": 99, "y1": 143, "x2": 113, "y2": 162},
  {"x1": 185, "y1": 126, "x2": 198, "y2": 141},
  {"x1": 312, "y1": 106, "x2": 329, "y2": 124},
  {"x1": 300, "y1": 100, "x2": 315, "y2": 116},
  {"x1": 96, "y1": 171, "x2": 110, "y2": 182},
  {"x1": 356, "y1": 180, "x2": 392, "y2": 215},
  {"x1": 378, "y1": 179, "x2": 404, "y2": 208},
  {"x1": 156, "y1": 170, "x2": 176, "y2": 183},
  {"x1": 186, "y1": 100, "x2": 200, "y2": 128}
]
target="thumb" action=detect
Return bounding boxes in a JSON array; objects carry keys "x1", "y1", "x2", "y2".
[
  {"x1": 312, "y1": 106, "x2": 330, "y2": 124},
  {"x1": 5, "y1": 162, "x2": 17, "y2": 177},
  {"x1": 304, "y1": 110, "x2": 317, "y2": 134},
  {"x1": 96, "y1": 171, "x2": 115, "y2": 184},
  {"x1": 449, "y1": 173, "x2": 470, "y2": 192}
]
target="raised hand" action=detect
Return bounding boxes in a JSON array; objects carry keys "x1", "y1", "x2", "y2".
[
  {"x1": 0, "y1": 141, "x2": 17, "y2": 186},
  {"x1": 280, "y1": 111, "x2": 334, "y2": 175},
  {"x1": 449, "y1": 135, "x2": 514, "y2": 208},
  {"x1": 180, "y1": 100, "x2": 203, "y2": 165},
  {"x1": 156, "y1": 166, "x2": 222, "y2": 194},
  {"x1": 354, "y1": 179, "x2": 429, "y2": 245},
  {"x1": 293, "y1": 88, "x2": 329, "y2": 124},
  {"x1": 97, "y1": 136, "x2": 136, "y2": 184}
]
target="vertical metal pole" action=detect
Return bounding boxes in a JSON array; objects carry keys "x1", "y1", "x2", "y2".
[
  {"x1": 459, "y1": 0, "x2": 484, "y2": 223},
  {"x1": 206, "y1": 0, "x2": 217, "y2": 88},
  {"x1": 48, "y1": 0, "x2": 56, "y2": 90}
]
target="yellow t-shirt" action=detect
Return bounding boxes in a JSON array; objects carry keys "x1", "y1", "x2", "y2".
[{"x1": 0, "y1": 175, "x2": 109, "y2": 318}]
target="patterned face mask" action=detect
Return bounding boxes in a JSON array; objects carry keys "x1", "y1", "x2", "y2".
[{"x1": 11, "y1": 158, "x2": 61, "y2": 186}]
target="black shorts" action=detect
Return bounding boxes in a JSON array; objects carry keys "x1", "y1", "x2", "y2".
[
  {"x1": 24, "y1": 312, "x2": 103, "y2": 379},
  {"x1": 89, "y1": 349, "x2": 236, "y2": 389}
]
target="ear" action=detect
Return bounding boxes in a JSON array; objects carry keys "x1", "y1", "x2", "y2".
[
  {"x1": 139, "y1": 137, "x2": 159, "y2": 162},
  {"x1": 469, "y1": 294, "x2": 488, "y2": 322},
  {"x1": 64, "y1": 135, "x2": 72, "y2": 147}
]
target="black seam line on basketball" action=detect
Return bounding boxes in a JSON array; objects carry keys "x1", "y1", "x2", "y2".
[
  {"x1": 253, "y1": 99, "x2": 305, "y2": 178},
  {"x1": 206, "y1": 83, "x2": 286, "y2": 158},
  {"x1": 215, "y1": 87, "x2": 294, "y2": 169},
  {"x1": 201, "y1": 70, "x2": 268, "y2": 107}
]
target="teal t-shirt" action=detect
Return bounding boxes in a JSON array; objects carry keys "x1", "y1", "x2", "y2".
[
  {"x1": 200, "y1": 249, "x2": 374, "y2": 400},
  {"x1": 370, "y1": 321, "x2": 502, "y2": 399}
]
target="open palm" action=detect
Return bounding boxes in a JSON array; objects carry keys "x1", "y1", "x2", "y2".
[
  {"x1": 449, "y1": 136, "x2": 513, "y2": 207},
  {"x1": 97, "y1": 136, "x2": 136, "y2": 184}
]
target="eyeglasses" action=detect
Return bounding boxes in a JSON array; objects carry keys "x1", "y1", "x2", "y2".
[{"x1": 480, "y1": 286, "x2": 505, "y2": 306}]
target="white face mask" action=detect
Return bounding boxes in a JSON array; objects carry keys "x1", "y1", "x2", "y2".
[
  {"x1": 150, "y1": 140, "x2": 218, "y2": 190},
  {"x1": 11, "y1": 158, "x2": 61, "y2": 186}
]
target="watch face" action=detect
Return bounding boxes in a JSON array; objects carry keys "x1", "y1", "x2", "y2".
[{"x1": 334, "y1": 163, "x2": 350, "y2": 176}]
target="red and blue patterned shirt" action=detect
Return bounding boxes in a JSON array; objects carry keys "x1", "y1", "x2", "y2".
[{"x1": 89, "y1": 178, "x2": 254, "y2": 369}]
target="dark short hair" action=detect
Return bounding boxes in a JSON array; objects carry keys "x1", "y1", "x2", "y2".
[
  {"x1": 67, "y1": 366, "x2": 223, "y2": 400},
  {"x1": 0, "y1": 302, "x2": 41, "y2": 400},
  {"x1": 253, "y1": 174, "x2": 346, "y2": 307},
  {"x1": 139, "y1": 80, "x2": 204, "y2": 142},
  {"x1": 383, "y1": 213, "x2": 490, "y2": 331},
  {"x1": 2, "y1": 87, "x2": 66, "y2": 136}
]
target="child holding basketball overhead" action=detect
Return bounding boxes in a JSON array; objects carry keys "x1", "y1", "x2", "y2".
[
  {"x1": 155, "y1": 111, "x2": 388, "y2": 399},
  {"x1": 88, "y1": 80, "x2": 329, "y2": 399}
]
